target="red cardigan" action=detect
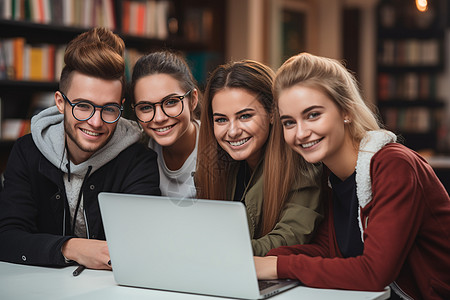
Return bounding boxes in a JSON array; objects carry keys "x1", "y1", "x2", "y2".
[{"x1": 268, "y1": 143, "x2": 450, "y2": 300}]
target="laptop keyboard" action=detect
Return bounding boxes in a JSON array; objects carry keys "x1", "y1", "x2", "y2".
[{"x1": 258, "y1": 280, "x2": 279, "y2": 291}]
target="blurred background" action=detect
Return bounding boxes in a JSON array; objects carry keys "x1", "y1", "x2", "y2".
[{"x1": 0, "y1": 0, "x2": 449, "y2": 190}]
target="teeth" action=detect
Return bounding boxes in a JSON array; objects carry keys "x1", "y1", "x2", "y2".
[
  {"x1": 154, "y1": 125, "x2": 173, "y2": 132},
  {"x1": 301, "y1": 140, "x2": 320, "y2": 148},
  {"x1": 81, "y1": 129, "x2": 100, "y2": 136},
  {"x1": 229, "y1": 138, "x2": 250, "y2": 146}
]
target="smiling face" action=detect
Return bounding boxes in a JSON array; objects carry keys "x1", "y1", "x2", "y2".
[
  {"x1": 134, "y1": 73, "x2": 197, "y2": 148},
  {"x1": 211, "y1": 88, "x2": 270, "y2": 170},
  {"x1": 278, "y1": 85, "x2": 354, "y2": 170},
  {"x1": 55, "y1": 71, "x2": 123, "y2": 165}
]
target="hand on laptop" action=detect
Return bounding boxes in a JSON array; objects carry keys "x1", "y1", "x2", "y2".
[
  {"x1": 254, "y1": 256, "x2": 278, "y2": 280},
  {"x1": 62, "y1": 238, "x2": 112, "y2": 270}
]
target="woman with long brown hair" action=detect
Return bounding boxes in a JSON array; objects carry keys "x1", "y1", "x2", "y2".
[{"x1": 195, "y1": 60, "x2": 323, "y2": 256}]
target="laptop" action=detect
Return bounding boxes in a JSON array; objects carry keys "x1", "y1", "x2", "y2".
[{"x1": 98, "y1": 192, "x2": 299, "y2": 299}]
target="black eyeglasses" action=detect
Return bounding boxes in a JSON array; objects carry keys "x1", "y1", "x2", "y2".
[
  {"x1": 60, "y1": 91, "x2": 123, "y2": 124},
  {"x1": 131, "y1": 89, "x2": 192, "y2": 123}
]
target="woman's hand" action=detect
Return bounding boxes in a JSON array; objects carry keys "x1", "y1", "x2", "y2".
[{"x1": 254, "y1": 256, "x2": 278, "y2": 280}]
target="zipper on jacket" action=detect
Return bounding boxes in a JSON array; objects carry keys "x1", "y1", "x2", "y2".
[
  {"x1": 83, "y1": 208, "x2": 90, "y2": 239},
  {"x1": 63, "y1": 207, "x2": 66, "y2": 236}
]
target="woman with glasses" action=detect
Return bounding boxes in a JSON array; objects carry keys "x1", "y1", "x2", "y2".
[
  {"x1": 195, "y1": 60, "x2": 324, "y2": 256},
  {"x1": 131, "y1": 51, "x2": 200, "y2": 198}
]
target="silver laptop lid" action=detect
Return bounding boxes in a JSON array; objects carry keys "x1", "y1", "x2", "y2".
[{"x1": 98, "y1": 192, "x2": 261, "y2": 299}]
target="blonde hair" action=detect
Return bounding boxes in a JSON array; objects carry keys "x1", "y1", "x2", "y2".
[
  {"x1": 273, "y1": 52, "x2": 381, "y2": 144},
  {"x1": 196, "y1": 59, "x2": 318, "y2": 236}
]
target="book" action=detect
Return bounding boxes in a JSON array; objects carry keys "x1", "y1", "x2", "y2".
[
  {"x1": 50, "y1": 0, "x2": 64, "y2": 25},
  {"x1": 155, "y1": 0, "x2": 168, "y2": 39},
  {"x1": 0, "y1": 39, "x2": 13, "y2": 79},
  {"x1": 0, "y1": 0, "x2": 12, "y2": 19},
  {"x1": 54, "y1": 44, "x2": 65, "y2": 81},
  {"x1": 62, "y1": 0, "x2": 74, "y2": 26},
  {"x1": 47, "y1": 44, "x2": 55, "y2": 81},
  {"x1": 1, "y1": 119, "x2": 31, "y2": 140},
  {"x1": 29, "y1": 45, "x2": 44, "y2": 80},
  {"x1": 128, "y1": 1, "x2": 138, "y2": 35},
  {"x1": 145, "y1": 0, "x2": 156, "y2": 37},
  {"x1": 136, "y1": 1, "x2": 146, "y2": 36},
  {"x1": 122, "y1": 0, "x2": 130, "y2": 33},
  {"x1": 13, "y1": 37, "x2": 25, "y2": 80},
  {"x1": 102, "y1": 0, "x2": 115, "y2": 30}
]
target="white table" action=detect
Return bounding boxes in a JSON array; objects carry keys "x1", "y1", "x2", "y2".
[{"x1": 0, "y1": 262, "x2": 390, "y2": 300}]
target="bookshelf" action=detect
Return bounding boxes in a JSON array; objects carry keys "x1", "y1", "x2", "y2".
[
  {"x1": 375, "y1": 0, "x2": 447, "y2": 152},
  {"x1": 0, "y1": 0, "x2": 226, "y2": 172}
]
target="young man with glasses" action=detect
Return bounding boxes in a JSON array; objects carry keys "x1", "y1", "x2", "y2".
[{"x1": 0, "y1": 27, "x2": 160, "y2": 270}]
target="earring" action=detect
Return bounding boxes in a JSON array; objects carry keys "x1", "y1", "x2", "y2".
[{"x1": 344, "y1": 119, "x2": 349, "y2": 124}]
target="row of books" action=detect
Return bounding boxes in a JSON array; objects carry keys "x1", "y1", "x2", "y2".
[
  {"x1": 378, "y1": 39, "x2": 440, "y2": 66},
  {"x1": 121, "y1": 0, "x2": 170, "y2": 39},
  {"x1": 0, "y1": 37, "x2": 65, "y2": 81},
  {"x1": 382, "y1": 107, "x2": 438, "y2": 133},
  {"x1": 0, "y1": 0, "x2": 116, "y2": 30},
  {"x1": 1, "y1": 119, "x2": 30, "y2": 140},
  {"x1": 378, "y1": 2, "x2": 439, "y2": 30},
  {"x1": 0, "y1": 0, "x2": 214, "y2": 41},
  {"x1": 0, "y1": 37, "x2": 155, "y2": 82},
  {"x1": 378, "y1": 72, "x2": 437, "y2": 101},
  {"x1": 184, "y1": 7, "x2": 214, "y2": 43},
  {"x1": 121, "y1": 0, "x2": 213, "y2": 41},
  {"x1": 0, "y1": 92, "x2": 54, "y2": 140}
]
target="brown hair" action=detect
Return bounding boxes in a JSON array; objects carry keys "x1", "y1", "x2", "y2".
[
  {"x1": 59, "y1": 27, "x2": 126, "y2": 96},
  {"x1": 273, "y1": 52, "x2": 381, "y2": 144},
  {"x1": 130, "y1": 50, "x2": 201, "y2": 120},
  {"x1": 195, "y1": 59, "x2": 317, "y2": 236}
]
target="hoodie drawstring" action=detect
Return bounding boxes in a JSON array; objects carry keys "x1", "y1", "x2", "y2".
[
  {"x1": 65, "y1": 142, "x2": 71, "y2": 182},
  {"x1": 71, "y1": 166, "x2": 92, "y2": 235}
]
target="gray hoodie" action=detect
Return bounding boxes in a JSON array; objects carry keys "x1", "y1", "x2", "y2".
[{"x1": 30, "y1": 105, "x2": 141, "y2": 237}]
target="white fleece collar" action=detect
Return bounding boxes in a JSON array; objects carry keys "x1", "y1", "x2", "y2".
[
  {"x1": 355, "y1": 130, "x2": 397, "y2": 209},
  {"x1": 355, "y1": 130, "x2": 396, "y2": 242}
]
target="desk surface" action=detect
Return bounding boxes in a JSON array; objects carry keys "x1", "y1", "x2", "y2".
[{"x1": 0, "y1": 262, "x2": 390, "y2": 300}]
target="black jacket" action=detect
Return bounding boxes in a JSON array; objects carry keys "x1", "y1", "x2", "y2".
[{"x1": 0, "y1": 134, "x2": 160, "y2": 266}]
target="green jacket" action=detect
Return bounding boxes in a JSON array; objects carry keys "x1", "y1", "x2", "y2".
[{"x1": 226, "y1": 160, "x2": 323, "y2": 256}]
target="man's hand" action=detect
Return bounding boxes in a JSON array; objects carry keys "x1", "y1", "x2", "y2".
[
  {"x1": 62, "y1": 238, "x2": 111, "y2": 270},
  {"x1": 254, "y1": 256, "x2": 278, "y2": 280}
]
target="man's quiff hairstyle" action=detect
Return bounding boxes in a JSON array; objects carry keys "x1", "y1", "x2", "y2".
[{"x1": 59, "y1": 27, "x2": 126, "y2": 96}]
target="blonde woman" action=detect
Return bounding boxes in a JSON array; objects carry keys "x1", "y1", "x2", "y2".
[{"x1": 255, "y1": 53, "x2": 450, "y2": 300}]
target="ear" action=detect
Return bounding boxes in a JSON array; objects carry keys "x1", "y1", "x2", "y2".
[
  {"x1": 55, "y1": 91, "x2": 65, "y2": 114},
  {"x1": 189, "y1": 89, "x2": 199, "y2": 112},
  {"x1": 342, "y1": 111, "x2": 351, "y2": 123}
]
